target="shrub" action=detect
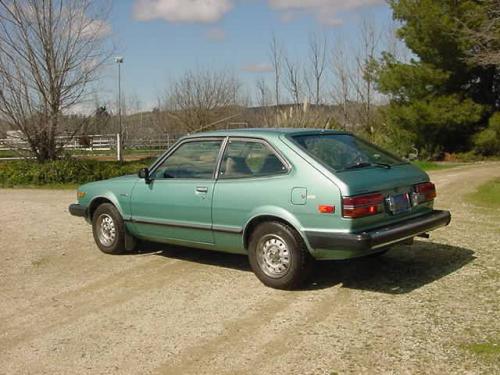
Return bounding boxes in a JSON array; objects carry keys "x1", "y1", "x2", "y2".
[
  {"x1": 474, "y1": 112, "x2": 500, "y2": 156},
  {"x1": 0, "y1": 158, "x2": 153, "y2": 187}
]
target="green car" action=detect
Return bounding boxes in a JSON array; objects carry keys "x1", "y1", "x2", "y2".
[{"x1": 69, "y1": 129, "x2": 451, "y2": 289}]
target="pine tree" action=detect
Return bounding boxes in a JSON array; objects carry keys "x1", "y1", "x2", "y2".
[{"x1": 376, "y1": 0, "x2": 499, "y2": 157}]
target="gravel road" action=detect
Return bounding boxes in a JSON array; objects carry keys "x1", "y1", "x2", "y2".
[{"x1": 0, "y1": 163, "x2": 499, "y2": 374}]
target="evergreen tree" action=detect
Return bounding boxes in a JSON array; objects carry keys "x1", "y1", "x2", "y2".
[{"x1": 376, "y1": 0, "x2": 499, "y2": 156}]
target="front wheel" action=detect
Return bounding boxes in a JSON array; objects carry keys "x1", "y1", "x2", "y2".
[
  {"x1": 248, "y1": 221, "x2": 313, "y2": 290},
  {"x1": 92, "y1": 203, "x2": 126, "y2": 254}
]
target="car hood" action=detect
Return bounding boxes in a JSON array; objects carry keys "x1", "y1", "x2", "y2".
[
  {"x1": 79, "y1": 174, "x2": 138, "y2": 191},
  {"x1": 106, "y1": 174, "x2": 138, "y2": 182}
]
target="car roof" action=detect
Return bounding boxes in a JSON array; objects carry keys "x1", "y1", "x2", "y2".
[{"x1": 184, "y1": 128, "x2": 352, "y2": 139}]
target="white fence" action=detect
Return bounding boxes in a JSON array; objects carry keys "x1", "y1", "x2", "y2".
[{"x1": 0, "y1": 133, "x2": 180, "y2": 160}]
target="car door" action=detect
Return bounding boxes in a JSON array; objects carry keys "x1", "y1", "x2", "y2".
[
  {"x1": 211, "y1": 138, "x2": 290, "y2": 249},
  {"x1": 130, "y1": 138, "x2": 223, "y2": 245}
]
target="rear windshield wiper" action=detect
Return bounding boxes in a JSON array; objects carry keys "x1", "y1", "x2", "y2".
[{"x1": 343, "y1": 161, "x2": 392, "y2": 171}]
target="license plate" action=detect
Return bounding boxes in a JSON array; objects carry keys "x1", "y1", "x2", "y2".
[{"x1": 386, "y1": 193, "x2": 411, "y2": 215}]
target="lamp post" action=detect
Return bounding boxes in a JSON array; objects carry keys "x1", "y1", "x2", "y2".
[{"x1": 115, "y1": 56, "x2": 124, "y2": 161}]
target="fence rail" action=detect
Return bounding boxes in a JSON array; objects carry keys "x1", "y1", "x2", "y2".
[{"x1": 0, "y1": 134, "x2": 180, "y2": 160}]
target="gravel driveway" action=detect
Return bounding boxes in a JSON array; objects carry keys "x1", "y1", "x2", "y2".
[{"x1": 0, "y1": 163, "x2": 499, "y2": 374}]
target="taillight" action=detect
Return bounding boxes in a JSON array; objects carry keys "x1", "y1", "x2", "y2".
[
  {"x1": 413, "y1": 182, "x2": 436, "y2": 204},
  {"x1": 342, "y1": 193, "x2": 384, "y2": 218}
]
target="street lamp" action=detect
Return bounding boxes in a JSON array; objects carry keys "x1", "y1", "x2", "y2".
[{"x1": 115, "y1": 56, "x2": 124, "y2": 161}]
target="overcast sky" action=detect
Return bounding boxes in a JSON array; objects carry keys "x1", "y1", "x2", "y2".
[{"x1": 97, "y1": 0, "x2": 391, "y2": 112}]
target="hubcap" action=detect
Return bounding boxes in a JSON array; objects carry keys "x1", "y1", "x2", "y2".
[
  {"x1": 256, "y1": 235, "x2": 290, "y2": 278},
  {"x1": 97, "y1": 214, "x2": 116, "y2": 247}
]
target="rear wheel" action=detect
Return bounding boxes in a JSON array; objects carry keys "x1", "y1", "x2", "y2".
[
  {"x1": 248, "y1": 221, "x2": 313, "y2": 290},
  {"x1": 367, "y1": 248, "x2": 390, "y2": 258},
  {"x1": 92, "y1": 203, "x2": 126, "y2": 254}
]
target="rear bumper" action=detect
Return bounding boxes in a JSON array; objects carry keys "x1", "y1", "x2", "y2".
[
  {"x1": 306, "y1": 210, "x2": 451, "y2": 255},
  {"x1": 69, "y1": 203, "x2": 87, "y2": 218}
]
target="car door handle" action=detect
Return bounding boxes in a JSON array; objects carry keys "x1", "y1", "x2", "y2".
[{"x1": 196, "y1": 186, "x2": 208, "y2": 193}]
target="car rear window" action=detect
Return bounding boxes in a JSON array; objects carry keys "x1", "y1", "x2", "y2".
[{"x1": 291, "y1": 134, "x2": 404, "y2": 172}]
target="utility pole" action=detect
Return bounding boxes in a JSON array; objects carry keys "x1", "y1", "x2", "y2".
[{"x1": 115, "y1": 56, "x2": 124, "y2": 161}]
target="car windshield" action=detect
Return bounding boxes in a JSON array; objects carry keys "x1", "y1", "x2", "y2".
[{"x1": 291, "y1": 134, "x2": 404, "y2": 172}]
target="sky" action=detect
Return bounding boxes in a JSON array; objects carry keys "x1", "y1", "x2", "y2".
[{"x1": 96, "y1": 0, "x2": 393, "y2": 112}]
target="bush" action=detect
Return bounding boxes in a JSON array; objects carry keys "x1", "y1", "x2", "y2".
[
  {"x1": 0, "y1": 158, "x2": 153, "y2": 187},
  {"x1": 474, "y1": 112, "x2": 500, "y2": 156},
  {"x1": 452, "y1": 151, "x2": 483, "y2": 162}
]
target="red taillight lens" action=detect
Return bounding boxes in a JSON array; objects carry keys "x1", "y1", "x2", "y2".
[
  {"x1": 342, "y1": 193, "x2": 384, "y2": 218},
  {"x1": 414, "y1": 182, "x2": 436, "y2": 203}
]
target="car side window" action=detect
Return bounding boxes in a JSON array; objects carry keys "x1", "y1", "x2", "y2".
[
  {"x1": 219, "y1": 140, "x2": 287, "y2": 179},
  {"x1": 153, "y1": 140, "x2": 222, "y2": 179}
]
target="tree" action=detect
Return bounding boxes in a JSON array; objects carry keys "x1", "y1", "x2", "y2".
[
  {"x1": 375, "y1": 0, "x2": 498, "y2": 156},
  {"x1": 330, "y1": 40, "x2": 352, "y2": 130},
  {"x1": 462, "y1": 0, "x2": 500, "y2": 67},
  {"x1": 307, "y1": 33, "x2": 327, "y2": 105},
  {"x1": 269, "y1": 34, "x2": 283, "y2": 110},
  {"x1": 351, "y1": 19, "x2": 382, "y2": 138},
  {"x1": 283, "y1": 55, "x2": 303, "y2": 105},
  {"x1": 254, "y1": 78, "x2": 275, "y2": 127},
  {"x1": 474, "y1": 112, "x2": 500, "y2": 155},
  {"x1": 0, "y1": 0, "x2": 112, "y2": 162},
  {"x1": 164, "y1": 69, "x2": 241, "y2": 133}
]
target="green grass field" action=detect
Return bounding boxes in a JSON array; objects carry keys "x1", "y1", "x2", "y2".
[
  {"x1": 412, "y1": 161, "x2": 462, "y2": 171},
  {"x1": 465, "y1": 342, "x2": 500, "y2": 355},
  {"x1": 467, "y1": 178, "x2": 500, "y2": 209},
  {"x1": 463, "y1": 341, "x2": 500, "y2": 365}
]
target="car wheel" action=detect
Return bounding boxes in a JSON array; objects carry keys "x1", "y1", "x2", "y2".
[
  {"x1": 367, "y1": 248, "x2": 390, "y2": 258},
  {"x1": 92, "y1": 203, "x2": 126, "y2": 254},
  {"x1": 248, "y1": 221, "x2": 313, "y2": 290}
]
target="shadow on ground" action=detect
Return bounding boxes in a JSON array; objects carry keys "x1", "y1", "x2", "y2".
[
  {"x1": 312, "y1": 241, "x2": 475, "y2": 294},
  {"x1": 131, "y1": 240, "x2": 475, "y2": 294}
]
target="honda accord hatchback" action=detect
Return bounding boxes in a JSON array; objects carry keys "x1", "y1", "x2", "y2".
[{"x1": 69, "y1": 129, "x2": 451, "y2": 289}]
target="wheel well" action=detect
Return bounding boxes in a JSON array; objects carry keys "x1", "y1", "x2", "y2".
[
  {"x1": 243, "y1": 215, "x2": 304, "y2": 250},
  {"x1": 88, "y1": 197, "x2": 113, "y2": 219}
]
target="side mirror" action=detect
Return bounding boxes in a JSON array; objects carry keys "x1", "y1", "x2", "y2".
[{"x1": 138, "y1": 167, "x2": 151, "y2": 183}]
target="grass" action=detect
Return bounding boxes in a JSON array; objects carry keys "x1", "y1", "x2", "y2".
[
  {"x1": 412, "y1": 161, "x2": 462, "y2": 171},
  {"x1": 7, "y1": 183, "x2": 79, "y2": 190},
  {"x1": 0, "y1": 150, "x2": 27, "y2": 158},
  {"x1": 467, "y1": 178, "x2": 500, "y2": 209},
  {"x1": 464, "y1": 342, "x2": 500, "y2": 357}
]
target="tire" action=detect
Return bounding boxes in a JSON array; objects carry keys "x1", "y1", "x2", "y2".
[
  {"x1": 367, "y1": 248, "x2": 390, "y2": 258},
  {"x1": 248, "y1": 221, "x2": 313, "y2": 290},
  {"x1": 92, "y1": 203, "x2": 126, "y2": 254}
]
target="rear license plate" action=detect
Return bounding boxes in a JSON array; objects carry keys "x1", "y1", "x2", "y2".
[{"x1": 386, "y1": 193, "x2": 411, "y2": 215}]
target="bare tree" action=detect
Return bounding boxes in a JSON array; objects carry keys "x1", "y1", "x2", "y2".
[
  {"x1": 269, "y1": 33, "x2": 283, "y2": 110},
  {"x1": 164, "y1": 69, "x2": 241, "y2": 133},
  {"x1": 0, "y1": 0, "x2": 112, "y2": 161},
  {"x1": 383, "y1": 20, "x2": 411, "y2": 63},
  {"x1": 283, "y1": 56, "x2": 302, "y2": 105},
  {"x1": 151, "y1": 98, "x2": 173, "y2": 135},
  {"x1": 330, "y1": 40, "x2": 352, "y2": 130},
  {"x1": 307, "y1": 33, "x2": 327, "y2": 105},
  {"x1": 254, "y1": 77, "x2": 275, "y2": 127},
  {"x1": 350, "y1": 18, "x2": 382, "y2": 137},
  {"x1": 256, "y1": 78, "x2": 271, "y2": 107}
]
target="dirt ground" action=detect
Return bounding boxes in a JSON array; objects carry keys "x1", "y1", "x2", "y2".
[{"x1": 0, "y1": 163, "x2": 499, "y2": 375}]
